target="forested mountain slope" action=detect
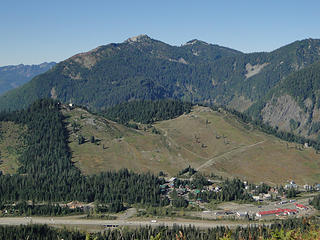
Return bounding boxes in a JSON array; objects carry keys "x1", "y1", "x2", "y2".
[
  {"x1": 0, "y1": 99, "x2": 164, "y2": 206},
  {"x1": 248, "y1": 61, "x2": 320, "y2": 140},
  {"x1": 103, "y1": 99, "x2": 192, "y2": 124},
  {"x1": 1, "y1": 36, "x2": 320, "y2": 113}
]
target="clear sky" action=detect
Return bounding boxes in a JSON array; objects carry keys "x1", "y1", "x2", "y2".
[{"x1": 1, "y1": 0, "x2": 320, "y2": 66}]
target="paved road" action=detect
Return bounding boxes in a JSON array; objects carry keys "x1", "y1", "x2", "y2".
[{"x1": 0, "y1": 217, "x2": 262, "y2": 229}]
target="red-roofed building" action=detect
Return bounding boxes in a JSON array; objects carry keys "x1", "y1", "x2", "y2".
[
  {"x1": 256, "y1": 208, "x2": 298, "y2": 217},
  {"x1": 294, "y1": 203, "x2": 308, "y2": 210}
]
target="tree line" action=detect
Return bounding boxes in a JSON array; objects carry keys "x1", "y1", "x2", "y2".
[
  {"x1": 103, "y1": 99, "x2": 192, "y2": 125},
  {"x1": 0, "y1": 201, "x2": 83, "y2": 216},
  {"x1": 0, "y1": 99, "x2": 166, "y2": 208}
]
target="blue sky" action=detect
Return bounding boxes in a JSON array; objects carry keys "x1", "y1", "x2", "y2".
[{"x1": 1, "y1": 0, "x2": 320, "y2": 66}]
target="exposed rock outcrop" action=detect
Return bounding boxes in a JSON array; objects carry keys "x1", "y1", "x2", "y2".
[{"x1": 261, "y1": 95, "x2": 308, "y2": 132}]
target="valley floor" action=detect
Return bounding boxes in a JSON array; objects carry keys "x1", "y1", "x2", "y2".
[{"x1": 0, "y1": 195, "x2": 316, "y2": 232}]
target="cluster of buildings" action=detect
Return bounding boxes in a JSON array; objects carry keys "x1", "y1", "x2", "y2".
[
  {"x1": 256, "y1": 208, "x2": 298, "y2": 218},
  {"x1": 252, "y1": 193, "x2": 272, "y2": 201},
  {"x1": 65, "y1": 201, "x2": 93, "y2": 212},
  {"x1": 159, "y1": 176, "x2": 315, "y2": 220},
  {"x1": 161, "y1": 177, "x2": 223, "y2": 204},
  {"x1": 303, "y1": 183, "x2": 320, "y2": 191},
  {"x1": 285, "y1": 181, "x2": 298, "y2": 190},
  {"x1": 256, "y1": 203, "x2": 308, "y2": 218},
  {"x1": 285, "y1": 180, "x2": 320, "y2": 192}
]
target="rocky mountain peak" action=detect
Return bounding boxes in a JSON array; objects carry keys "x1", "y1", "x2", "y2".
[
  {"x1": 125, "y1": 34, "x2": 151, "y2": 43},
  {"x1": 184, "y1": 39, "x2": 209, "y2": 46}
]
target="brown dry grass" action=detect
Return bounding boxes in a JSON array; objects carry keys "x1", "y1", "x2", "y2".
[{"x1": 63, "y1": 106, "x2": 320, "y2": 185}]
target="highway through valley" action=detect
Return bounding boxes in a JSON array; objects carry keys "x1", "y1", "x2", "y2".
[{"x1": 0, "y1": 216, "x2": 262, "y2": 229}]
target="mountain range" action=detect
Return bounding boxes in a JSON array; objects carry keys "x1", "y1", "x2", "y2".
[
  {"x1": 1, "y1": 35, "x2": 320, "y2": 139},
  {"x1": 0, "y1": 62, "x2": 56, "y2": 95}
]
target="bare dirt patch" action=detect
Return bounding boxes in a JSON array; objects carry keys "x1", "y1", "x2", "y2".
[{"x1": 245, "y1": 63, "x2": 269, "y2": 79}]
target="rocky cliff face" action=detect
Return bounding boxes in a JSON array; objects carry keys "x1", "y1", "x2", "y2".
[
  {"x1": 249, "y1": 60, "x2": 320, "y2": 140},
  {"x1": 261, "y1": 94, "x2": 320, "y2": 139},
  {"x1": 261, "y1": 95, "x2": 309, "y2": 133}
]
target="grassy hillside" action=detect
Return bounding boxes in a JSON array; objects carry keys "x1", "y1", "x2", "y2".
[
  {"x1": 0, "y1": 99, "x2": 164, "y2": 205},
  {"x1": 0, "y1": 121, "x2": 26, "y2": 174},
  {"x1": 64, "y1": 105, "x2": 320, "y2": 185}
]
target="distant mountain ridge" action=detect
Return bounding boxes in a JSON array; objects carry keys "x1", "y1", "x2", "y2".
[
  {"x1": 0, "y1": 34, "x2": 244, "y2": 110},
  {"x1": 1, "y1": 35, "x2": 320, "y2": 139},
  {"x1": 0, "y1": 62, "x2": 56, "y2": 95}
]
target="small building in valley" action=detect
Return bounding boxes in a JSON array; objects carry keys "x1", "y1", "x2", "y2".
[{"x1": 256, "y1": 208, "x2": 298, "y2": 218}]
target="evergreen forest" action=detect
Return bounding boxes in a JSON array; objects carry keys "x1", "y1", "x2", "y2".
[
  {"x1": 103, "y1": 99, "x2": 192, "y2": 124},
  {"x1": 0, "y1": 99, "x2": 165, "y2": 207}
]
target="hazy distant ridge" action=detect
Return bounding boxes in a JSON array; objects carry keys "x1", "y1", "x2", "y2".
[{"x1": 0, "y1": 62, "x2": 56, "y2": 95}]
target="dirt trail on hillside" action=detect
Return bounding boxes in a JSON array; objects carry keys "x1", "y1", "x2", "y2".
[
  {"x1": 158, "y1": 126, "x2": 266, "y2": 172},
  {"x1": 196, "y1": 141, "x2": 265, "y2": 171}
]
